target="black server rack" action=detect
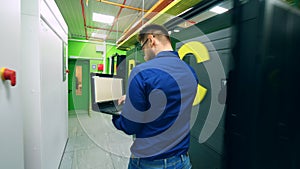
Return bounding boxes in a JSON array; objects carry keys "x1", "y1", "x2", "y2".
[{"x1": 225, "y1": 0, "x2": 300, "y2": 169}]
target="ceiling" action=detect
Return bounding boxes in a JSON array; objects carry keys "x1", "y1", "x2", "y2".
[
  {"x1": 55, "y1": 0, "x2": 156, "y2": 43},
  {"x1": 54, "y1": 0, "x2": 232, "y2": 49}
]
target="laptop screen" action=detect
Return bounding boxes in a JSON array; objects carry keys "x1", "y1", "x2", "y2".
[{"x1": 93, "y1": 77, "x2": 123, "y2": 102}]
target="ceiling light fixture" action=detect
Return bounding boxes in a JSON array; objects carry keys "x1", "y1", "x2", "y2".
[
  {"x1": 91, "y1": 33, "x2": 107, "y2": 39},
  {"x1": 92, "y1": 13, "x2": 115, "y2": 25},
  {"x1": 209, "y1": 6, "x2": 228, "y2": 14}
]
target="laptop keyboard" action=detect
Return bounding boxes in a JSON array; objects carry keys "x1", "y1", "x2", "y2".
[
  {"x1": 100, "y1": 104, "x2": 123, "y2": 115},
  {"x1": 102, "y1": 106, "x2": 118, "y2": 112}
]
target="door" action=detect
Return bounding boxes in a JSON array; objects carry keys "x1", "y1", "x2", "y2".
[
  {"x1": 68, "y1": 59, "x2": 89, "y2": 112},
  {"x1": 0, "y1": 0, "x2": 24, "y2": 168}
]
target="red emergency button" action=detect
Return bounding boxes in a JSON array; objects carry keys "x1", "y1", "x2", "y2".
[
  {"x1": 1, "y1": 68, "x2": 16, "y2": 86},
  {"x1": 98, "y1": 64, "x2": 104, "y2": 71}
]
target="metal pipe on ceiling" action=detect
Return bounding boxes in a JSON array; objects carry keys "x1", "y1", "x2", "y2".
[
  {"x1": 106, "y1": 0, "x2": 127, "y2": 41},
  {"x1": 142, "y1": 0, "x2": 145, "y2": 25},
  {"x1": 164, "y1": 0, "x2": 223, "y2": 30},
  {"x1": 116, "y1": 21, "x2": 119, "y2": 43},
  {"x1": 80, "y1": 0, "x2": 89, "y2": 39},
  {"x1": 97, "y1": 0, "x2": 148, "y2": 12},
  {"x1": 122, "y1": 11, "x2": 142, "y2": 34},
  {"x1": 86, "y1": 26, "x2": 123, "y2": 33},
  {"x1": 80, "y1": 0, "x2": 124, "y2": 40},
  {"x1": 117, "y1": 0, "x2": 174, "y2": 45}
]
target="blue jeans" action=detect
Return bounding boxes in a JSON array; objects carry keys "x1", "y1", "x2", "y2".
[{"x1": 128, "y1": 153, "x2": 192, "y2": 169}]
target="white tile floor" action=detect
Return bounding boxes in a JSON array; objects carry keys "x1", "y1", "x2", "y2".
[{"x1": 59, "y1": 110, "x2": 133, "y2": 169}]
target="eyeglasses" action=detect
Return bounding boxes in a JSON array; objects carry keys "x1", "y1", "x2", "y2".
[{"x1": 140, "y1": 38, "x2": 149, "y2": 49}]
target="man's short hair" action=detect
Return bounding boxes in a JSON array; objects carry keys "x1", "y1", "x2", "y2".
[{"x1": 138, "y1": 24, "x2": 170, "y2": 43}]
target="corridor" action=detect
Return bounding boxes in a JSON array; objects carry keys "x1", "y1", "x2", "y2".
[{"x1": 59, "y1": 111, "x2": 132, "y2": 169}]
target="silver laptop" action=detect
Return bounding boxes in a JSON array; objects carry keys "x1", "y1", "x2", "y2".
[{"x1": 93, "y1": 77, "x2": 123, "y2": 115}]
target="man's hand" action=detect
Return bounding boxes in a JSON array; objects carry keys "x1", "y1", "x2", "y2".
[{"x1": 118, "y1": 95, "x2": 126, "y2": 105}]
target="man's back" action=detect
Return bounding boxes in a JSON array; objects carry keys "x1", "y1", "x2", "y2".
[
  {"x1": 116, "y1": 51, "x2": 198, "y2": 159},
  {"x1": 112, "y1": 24, "x2": 197, "y2": 169}
]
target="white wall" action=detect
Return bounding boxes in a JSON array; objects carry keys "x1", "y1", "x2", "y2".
[
  {"x1": 0, "y1": 0, "x2": 24, "y2": 168},
  {"x1": 40, "y1": 19, "x2": 68, "y2": 169},
  {"x1": 21, "y1": 0, "x2": 42, "y2": 168},
  {"x1": 21, "y1": 0, "x2": 68, "y2": 168}
]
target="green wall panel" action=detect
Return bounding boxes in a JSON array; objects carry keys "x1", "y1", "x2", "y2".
[
  {"x1": 90, "y1": 60, "x2": 103, "y2": 73},
  {"x1": 68, "y1": 40, "x2": 125, "y2": 59},
  {"x1": 106, "y1": 45, "x2": 126, "y2": 57},
  {"x1": 68, "y1": 41, "x2": 103, "y2": 58}
]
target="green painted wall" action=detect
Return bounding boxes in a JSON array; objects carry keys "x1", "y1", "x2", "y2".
[
  {"x1": 68, "y1": 40, "x2": 126, "y2": 73},
  {"x1": 68, "y1": 41, "x2": 104, "y2": 58},
  {"x1": 90, "y1": 60, "x2": 102, "y2": 73},
  {"x1": 106, "y1": 45, "x2": 126, "y2": 57},
  {"x1": 68, "y1": 40, "x2": 104, "y2": 74}
]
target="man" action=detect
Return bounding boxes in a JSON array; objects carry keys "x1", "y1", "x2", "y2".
[{"x1": 112, "y1": 24, "x2": 198, "y2": 169}]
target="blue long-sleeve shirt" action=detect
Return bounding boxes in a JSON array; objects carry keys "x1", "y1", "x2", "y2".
[{"x1": 112, "y1": 51, "x2": 198, "y2": 160}]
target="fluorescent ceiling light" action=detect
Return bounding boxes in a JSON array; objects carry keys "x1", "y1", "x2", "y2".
[
  {"x1": 91, "y1": 33, "x2": 107, "y2": 39},
  {"x1": 209, "y1": 6, "x2": 228, "y2": 14},
  {"x1": 93, "y1": 13, "x2": 114, "y2": 24}
]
